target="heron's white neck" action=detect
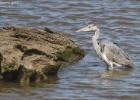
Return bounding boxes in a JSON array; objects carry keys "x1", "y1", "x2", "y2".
[
  {"x1": 93, "y1": 28, "x2": 100, "y2": 40},
  {"x1": 92, "y1": 28, "x2": 101, "y2": 55}
]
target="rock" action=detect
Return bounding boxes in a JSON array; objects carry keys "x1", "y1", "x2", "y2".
[{"x1": 0, "y1": 26, "x2": 84, "y2": 83}]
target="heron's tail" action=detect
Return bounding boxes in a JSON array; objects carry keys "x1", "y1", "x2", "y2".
[{"x1": 125, "y1": 61, "x2": 134, "y2": 68}]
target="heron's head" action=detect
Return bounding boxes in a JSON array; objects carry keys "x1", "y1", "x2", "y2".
[{"x1": 76, "y1": 24, "x2": 98, "y2": 32}]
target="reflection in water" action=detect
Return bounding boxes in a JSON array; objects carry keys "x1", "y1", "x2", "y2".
[
  {"x1": 0, "y1": 75, "x2": 59, "y2": 100},
  {"x1": 0, "y1": 75, "x2": 58, "y2": 91},
  {"x1": 100, "y1": 68, "x2": 133, "y2": 78},
  {"x1": 99, "y1": 68, "x2": 133, "y2": 87}
]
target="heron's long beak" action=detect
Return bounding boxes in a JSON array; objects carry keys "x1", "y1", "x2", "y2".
[
  {"x1": 76, "y1": 26, "x2": 90, "y2": 32},
  {"x1": 76, "y1": 28, "x2": 83, "y2": 32}
]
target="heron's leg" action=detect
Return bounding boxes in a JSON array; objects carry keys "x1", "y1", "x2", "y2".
[{"x1": 106, "y1": 63, "x2": 113, "y2": 70}]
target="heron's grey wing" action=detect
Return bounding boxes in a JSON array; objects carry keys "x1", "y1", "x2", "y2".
[{"x1": 100, "y1": 41, "x2": 133, "y2": 66}]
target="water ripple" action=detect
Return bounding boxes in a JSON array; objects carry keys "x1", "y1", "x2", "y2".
[{"x1": 0, "y1": 0, "x2": 139, "y2": 100}]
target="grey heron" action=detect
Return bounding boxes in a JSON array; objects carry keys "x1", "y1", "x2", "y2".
[{"x1": 76, "y1": 24, "x2": 134, "y2": 70}]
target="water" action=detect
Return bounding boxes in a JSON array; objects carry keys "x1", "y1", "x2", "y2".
[{"x1": 0, "y1": 0, "x2": 140, "y2": 100}]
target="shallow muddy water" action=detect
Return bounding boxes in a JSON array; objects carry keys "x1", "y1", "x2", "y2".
[{"x1": 0, "y1": 0, "x2": 140, "y2": 100}]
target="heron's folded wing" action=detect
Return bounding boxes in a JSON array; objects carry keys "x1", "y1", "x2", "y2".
[{"x1": 102, "y1": 42, "x2": 130, "y2": 65}]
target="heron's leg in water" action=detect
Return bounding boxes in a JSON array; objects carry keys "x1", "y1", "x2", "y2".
[
  {"x1": 106, "y1": 63, "x2": 113, "y2": 70},
  {"x1": 103, "y1": 60, "x2": 113, "y2": 70}
]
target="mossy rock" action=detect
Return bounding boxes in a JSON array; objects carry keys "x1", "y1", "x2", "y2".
[{"x1": 0, "y1": 26, "x2": 84, "y2": 83}]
